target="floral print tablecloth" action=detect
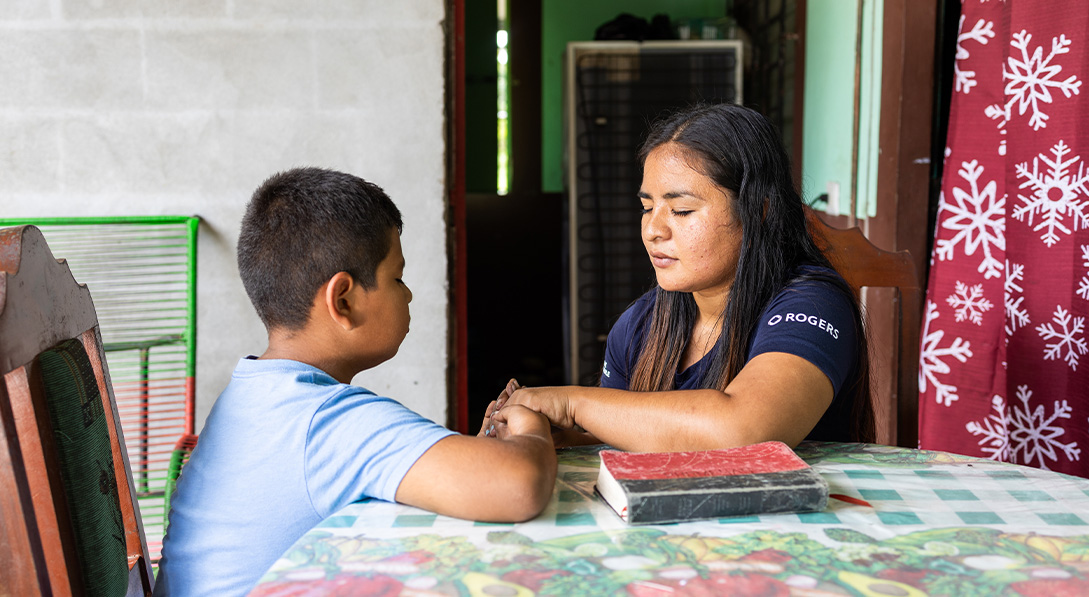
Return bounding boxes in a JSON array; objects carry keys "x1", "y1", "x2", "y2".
[{"x1": 252, "y1": 443, "x2": 1089, "y2": 596}]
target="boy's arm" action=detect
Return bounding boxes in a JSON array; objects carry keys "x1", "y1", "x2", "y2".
[{"x1": 394, "y1": 405, "x2": 557, "y2": 522}]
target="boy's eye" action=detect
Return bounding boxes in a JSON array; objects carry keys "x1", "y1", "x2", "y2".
[{"x1": 671, "y1": 209, "x2": 694, "y2": 217}]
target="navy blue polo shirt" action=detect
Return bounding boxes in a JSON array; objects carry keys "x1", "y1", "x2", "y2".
[{"x1": 599, "y1": 267, "x2": 859, "y2": 441}]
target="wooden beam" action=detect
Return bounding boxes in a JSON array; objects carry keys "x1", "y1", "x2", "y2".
[
  {"x1": 509, "y1": 0, "x2": 542, "y2": 194},
  {"x1": 446, "y1": 0, "x2": 469, "y2": 432},
  {"x1": 872, "y1": 0, "x2": 937, "y2": 284}
]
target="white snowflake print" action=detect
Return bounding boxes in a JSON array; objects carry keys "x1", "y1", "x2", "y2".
[
  {"x1": 1036, "y1": 305, "x2": 1088, "y2": 370},
  {"x1": 946, "y1": 280, "x2": 994, "y2": 325},
  {"x1": 1013, "y1": 141, "x2": 1089, "y2": 247},
  {"x1": 1077, "y1": 245, "x2": 1089, "y2": 300},
  {"x1": 1004, "y1": 261, "x2": 1030, "y2": 335},
  {"x1": 967, "y1": 386, "x2": 1080, "y2": 469},
  {"x1": 919, "y1": 300, "x2": 974, "y2": 407},
  {"x1": 965, "y1": 395, "x2": 1011, "y2": 461},
  {"x1": 935, "y1": 160, "x2": 1006, "y2": 279},
  {"x1": 985, "y1": 30, "x2": 1082, "y2": 136},
  {"x1": 954, "y1": 16, "x2": 995, "y2": 94}
]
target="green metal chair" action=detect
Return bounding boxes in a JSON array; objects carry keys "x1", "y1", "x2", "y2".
[
  {"x1": 0, "y1": 215, "x2": 199, "y2": 567},
  {"x1": 163, "y1": 432, "x2": 198, "y2": 522}
]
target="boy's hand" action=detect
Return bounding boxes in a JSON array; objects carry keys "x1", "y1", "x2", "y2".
[
  {"x1": 477, "y1": 400, "x2": 497, "y2": 437},
  {"x1": 490, "y1": 404, "x2": 550, "y2": 440},
  {"x1": 481, "y1": 378, "x2": 520, "y2": 437}
]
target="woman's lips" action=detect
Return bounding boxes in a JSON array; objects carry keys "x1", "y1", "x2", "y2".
[{"x1": 649, "y1": 253, "x2": 677, "y2": 268}]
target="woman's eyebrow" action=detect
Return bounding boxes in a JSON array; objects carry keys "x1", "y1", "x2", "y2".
[{"x1": 637, "y1": 190, "x2": 702, "y2": 200}]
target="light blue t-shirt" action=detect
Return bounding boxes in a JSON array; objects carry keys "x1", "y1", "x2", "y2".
[{"x1": 154, "y1": 358, "x2": 455, "y2": 596}]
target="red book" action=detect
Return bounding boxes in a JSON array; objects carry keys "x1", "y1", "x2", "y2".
[{"x1": 595, "y1": 441, "x2": 828, "y2": 524}]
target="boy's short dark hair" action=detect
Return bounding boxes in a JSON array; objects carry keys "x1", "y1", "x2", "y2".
[{"x1": 237, "y1": 167, "x2": 403, "y2": 330}]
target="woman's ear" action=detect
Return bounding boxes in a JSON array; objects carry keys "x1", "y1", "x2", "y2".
[{"x1": 323, "y1": 271, "x2": 361, "y2": 330}]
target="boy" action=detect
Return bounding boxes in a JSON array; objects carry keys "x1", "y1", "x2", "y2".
[{"x1": 154, "y1": 168, "x2": 556, "y2": 596}]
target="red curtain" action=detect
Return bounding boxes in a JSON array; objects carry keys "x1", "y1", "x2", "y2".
[{"x1": 919, "y1": 1, "x2": 1088, "y2": 476}]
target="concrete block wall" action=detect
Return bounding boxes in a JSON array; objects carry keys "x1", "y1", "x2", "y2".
[{"x1": 0, "y1": 1, "x2": 451, "y2": 429}]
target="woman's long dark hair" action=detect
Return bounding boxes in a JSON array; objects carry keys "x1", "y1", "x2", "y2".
[{"x1": 628, "y1": 104, "x2": 875, "y2": 443}]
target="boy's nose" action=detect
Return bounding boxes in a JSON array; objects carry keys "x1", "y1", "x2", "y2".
[{"x1": 405, "y1": 286, "x2": 413, "y2": 303}]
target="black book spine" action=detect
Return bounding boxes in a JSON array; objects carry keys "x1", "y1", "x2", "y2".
[{"x1": 622, "y1": 470, "x2": 829, "y2": 524}]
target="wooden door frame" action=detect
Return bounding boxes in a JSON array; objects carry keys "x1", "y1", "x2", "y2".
[
  {"x1": 861, "y1": 0, "x2": 939, "y2": 446},
  {"x1": 867, "y1": 0, "x2": 937, "y2": 275},
  {"x1": 447, "y1": 0, "x2": 469, "y2": 433}
]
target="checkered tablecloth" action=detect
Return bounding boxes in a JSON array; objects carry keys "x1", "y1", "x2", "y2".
[{"x1": 252, "y1": 443, "x2": 1089, "y2": 596}]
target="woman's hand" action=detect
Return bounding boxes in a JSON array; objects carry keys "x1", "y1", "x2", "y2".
[
  {"x1": 495, "y1": 385, "x2": 576, "y2": 429},
  {"x1": 550, "y1": 427, "x2": 602, "y2": 448}
]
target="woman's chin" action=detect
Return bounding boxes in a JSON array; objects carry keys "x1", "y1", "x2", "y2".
[{"x1": 655, "y1": 280, "x2": 692, "y2": 293}]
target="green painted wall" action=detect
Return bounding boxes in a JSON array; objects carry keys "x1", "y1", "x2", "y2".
[
  {"x1": 802, "y1": 0, "x2": 882, "y2": 219},
  {"x1": 801, "y1": 0, "x2": 858, "y2": 216},
  {"x1": 541, "y1": 1, "x2": 727, "y2": 193}
]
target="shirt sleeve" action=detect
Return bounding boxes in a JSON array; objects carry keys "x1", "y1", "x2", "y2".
[
  {"x1": 601, "y1": 321, "x2": 630, "y2": 389},
  {"x1": 748, "y1": 280, "x2": 858, "y2": 395},
  {"x1": 303, "y1": 388, "x2": 456, "y2": 517},
  {"x1": 600, "y1": 293, "x2": 655, "y2": 389}
]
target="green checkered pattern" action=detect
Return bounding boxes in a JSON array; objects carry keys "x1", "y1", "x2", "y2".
[{"x1": 311, "y1": 443, "x2": 1089, "y2": 537}]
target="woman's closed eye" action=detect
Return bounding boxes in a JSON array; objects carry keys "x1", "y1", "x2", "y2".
[{"x1": 639, "y1": 206, "x2": 694, "y2": 216}]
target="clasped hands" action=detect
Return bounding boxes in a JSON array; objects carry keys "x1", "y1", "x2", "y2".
[{"x1": 479, "y1": 378, "x2": 585, "y2": 445}]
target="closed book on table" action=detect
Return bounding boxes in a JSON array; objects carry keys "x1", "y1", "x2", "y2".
[{"x1": 595, "y1": 441, "x2": 828, "y2": 524}]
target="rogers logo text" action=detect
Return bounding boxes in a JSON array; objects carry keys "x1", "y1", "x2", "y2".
[{"x1": 767, "y1": 312, "x2": 839, "y2": 339}]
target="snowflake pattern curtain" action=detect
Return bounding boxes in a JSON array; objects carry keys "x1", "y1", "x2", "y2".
[{"x1": 919, "y1": 1, "x2": 1087, "y2": 476}]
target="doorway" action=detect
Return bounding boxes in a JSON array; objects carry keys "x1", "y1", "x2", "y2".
[
  {"x1": 457, "y1": 0, "x2": 805, "y2": 433},
  {"x1": 451, "y1": 0, "x2": 940, "y2": 436}
]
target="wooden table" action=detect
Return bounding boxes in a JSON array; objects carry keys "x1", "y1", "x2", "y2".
[{"x1": 252, "y1": 442, "x2": 1089, "y2": 596}]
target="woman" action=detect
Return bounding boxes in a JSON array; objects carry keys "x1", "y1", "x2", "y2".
[{"x1": 492, "y1": 103, "x2": 874, "y2": 451}]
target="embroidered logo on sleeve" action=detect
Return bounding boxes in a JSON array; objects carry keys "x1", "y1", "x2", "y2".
[
  {"x1": 602, "y1": 360, "x2": 611, "y2": 378},
  {"x1": 767, "y1": 312, "x2": 840, "y2": 339}
]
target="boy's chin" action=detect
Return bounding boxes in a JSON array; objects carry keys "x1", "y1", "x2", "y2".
[{"x1": 354, "y1": 353, "x2": 395, "y2": 374}]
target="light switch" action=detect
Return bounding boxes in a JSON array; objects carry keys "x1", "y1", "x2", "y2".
[{"x1": 826, "y1": 181, "x2": 840, "y2": 215}]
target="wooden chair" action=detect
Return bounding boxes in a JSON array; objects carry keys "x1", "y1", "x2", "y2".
[
  {"x1": 0, "y1": 215, "x2": 201, "y2": 565},
  {"x1": 0, "y1": 225, "x2": 153, "y2": 595},
  {"x1": 805, "y1": 209, "x2": 922, "y2": 448}
]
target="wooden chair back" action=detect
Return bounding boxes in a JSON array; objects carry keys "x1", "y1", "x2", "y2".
[
  {"x1": 0, "y1": 225, "x2": 153, "y2": 596},
  {"x1": 805, "y1": 209, "x2": 922, "y2": 447},
  {"x1": 0, "y1": 216, "x2": 201, "y2": 566}
]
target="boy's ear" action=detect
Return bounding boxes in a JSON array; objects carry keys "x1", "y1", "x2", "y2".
[{"x1": 323, "y1": 271, "x2": 362, "y2": 330}]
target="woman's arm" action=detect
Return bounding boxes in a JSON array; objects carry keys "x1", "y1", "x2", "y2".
[
  {"x1": 549, "y1": 428, "x2": 602, "y2": 448},
  {"x1": 496, "y1": 351, "x2": 833, "y2": 452}
]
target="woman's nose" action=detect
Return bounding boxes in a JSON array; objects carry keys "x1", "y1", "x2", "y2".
[{"x1": 642, "y1": 207, "x2": 669, "y2": 241}]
